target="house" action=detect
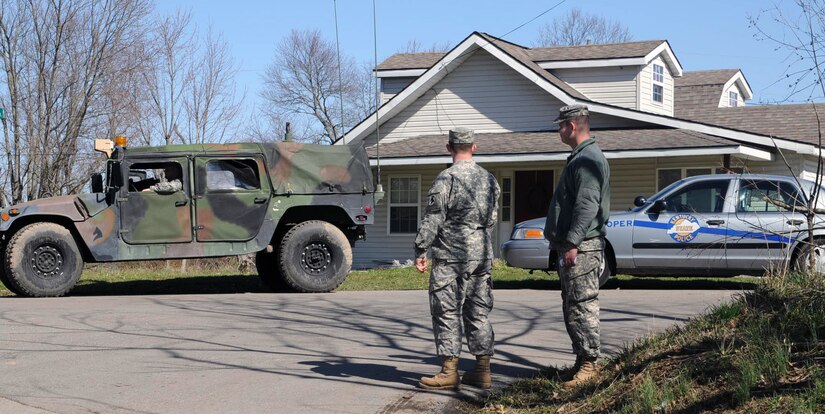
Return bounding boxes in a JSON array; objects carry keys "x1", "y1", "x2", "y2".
[{"x1": 340, "y1": 32, "x2": 824, "y2": 268}]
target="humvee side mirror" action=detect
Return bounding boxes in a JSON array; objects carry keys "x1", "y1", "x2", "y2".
[
  {"x1": 649, "y1": 200, "x2": 668, "y2": 214},
  {"x1": 91, "y1": 173, "x2": 103, "y2": 193},
  {"x1": 633, "y1": 195, "x2": 647, "y2": 207}
]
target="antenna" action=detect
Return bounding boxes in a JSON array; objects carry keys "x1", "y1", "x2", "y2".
[
  {"x1": 372, "y1": 0, "x2": 382, "y2": 193},
  {"x1": 334, "y1": 0, "x2": 346, "y2": 144}
]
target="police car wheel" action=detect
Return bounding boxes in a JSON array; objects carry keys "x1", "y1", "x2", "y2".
[
  {"x1": 792, "y1": 237, "x2": 825, "y2": 275},
  {"x1": 255, "y1": 249, "x2": 291, "y2": 292},
  {"x1": 4, "y1": 223, "x2": 84, "y2": 297},
  {"x1": 278, "y1": 220, "x2": 352, "y2": 293}
]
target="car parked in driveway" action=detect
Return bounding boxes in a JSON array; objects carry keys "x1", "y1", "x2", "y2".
[{"x1": 500, "y1": 174, "x2": 825, "y2": 276}]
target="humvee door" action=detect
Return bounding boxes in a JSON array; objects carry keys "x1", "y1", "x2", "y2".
[
  {"x1": 193, "y1": 156, "x2": 270, "y2": 242},
  {"x1": 119, "y1": 158, "x2": 193, "y2": 244}
]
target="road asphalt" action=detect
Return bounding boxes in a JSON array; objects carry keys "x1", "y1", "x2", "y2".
[{"x1": 0, "y1": 288, "x2": 737, "y2": 413}]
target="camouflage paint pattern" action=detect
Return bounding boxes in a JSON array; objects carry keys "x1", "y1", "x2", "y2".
[
  {"x1": 0, "y1": 142, "x2": 376, "y2": 262},
  {"x1": 415, "y1": 159, "x2": 499, "y2": 358},
  {"x1": 429, "y1": 259, "x2": 495, "y2": 357},
  {"x1": 558, "y1": 237, "x2": 604, "y2": 359}
]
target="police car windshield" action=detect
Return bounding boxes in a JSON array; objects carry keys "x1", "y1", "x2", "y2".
[{"x1": 631, "y1": 180, "x2": 683, "y2": 212}]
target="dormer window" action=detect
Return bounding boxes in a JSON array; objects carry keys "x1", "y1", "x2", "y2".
[
  {"x1": 652, "y1": 64, "x2": 664, "y2": 104},
  {"x1": 729, "y1": 91, "x2": 738, "y2": 107},
  {"x1": 653, "y1": 64, "x2": 664, "y2": 83}
]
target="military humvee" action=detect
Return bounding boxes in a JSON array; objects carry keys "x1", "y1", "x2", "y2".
[{"x1": 0, "y1": 137, "x2": 380, "y2": 297}]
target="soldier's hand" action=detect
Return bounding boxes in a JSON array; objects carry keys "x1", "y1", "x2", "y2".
[
  {"x1": 562, "y1": 247, "x2": 578, "y2": 268},
  {"x1": 415, "y1": 257, "x2": 428, "y2": 273}
]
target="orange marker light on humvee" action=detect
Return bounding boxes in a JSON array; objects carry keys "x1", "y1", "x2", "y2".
[
  {"x1": 114, "y1": 135, "x2": 127, "y2": 147},
  {"x1": 8, "y1": 208, "x2": 19, "y2": 216},
  {"x1": 1, "y1": 213, "x2": 8, "y2": 221}
]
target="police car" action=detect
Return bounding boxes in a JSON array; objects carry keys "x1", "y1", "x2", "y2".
[{"x1": 500, "y1": 174, "x2": 825, "y2": 276}]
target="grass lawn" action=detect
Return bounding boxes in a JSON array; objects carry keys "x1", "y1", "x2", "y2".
[
  {"x1": 466, "y1": 271, "x2": 825, "y2": 413},
  {"x1": 0, "y1": 260, "x2": 759, "y2": 296}
]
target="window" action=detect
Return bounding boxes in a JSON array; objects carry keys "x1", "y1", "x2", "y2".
[
  {"x1": 664, "y1": 180, "x2": 730, "y2": 213},
  {"x1": 652, "y1": 84, "x2": 664, "y2": 103},
  {"x1": 652, "y1": 64, "x2": 664, "y2": 104},
  {"x1": 657, "y1": 167, "x2": 713, "y2": 191},
  {"x1": 389, "y1": 176, "x2": 419, "y2": 234},
  {"x1": 205, "y1": 159, "x2": 260, "y2": 191},
  {"x1": 738, "y1": 180, "x2": 805, "y2": 212},
  {"x1": 128, "y1": 161, "x2": 183, "y2": 192},
  {"x1": 729, "y1": 91, "x2": 739, "y2": 107},
  {"x1": 501, "y1": 177, "x2": 512, "y2": 222},
  {"x1": 653, "y1": 64, "x2": 664, "y2": 82}
]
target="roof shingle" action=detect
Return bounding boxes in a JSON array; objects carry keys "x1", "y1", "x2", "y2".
[
  {"x1": 375, "y1": 38, "x2": 667, "y2": 70},
  {"x1": 366, "y1": 128, "x2": 744, "y2": 159}
]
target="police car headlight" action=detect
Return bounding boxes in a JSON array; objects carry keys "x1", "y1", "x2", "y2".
[{"x1": 512, "y1": 227, "x2": 544, "y2": 240}]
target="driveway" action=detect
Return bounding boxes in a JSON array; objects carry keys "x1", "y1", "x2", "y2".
[{"x1": 0, "y1": 289, "x2": 736, "y2": 413}]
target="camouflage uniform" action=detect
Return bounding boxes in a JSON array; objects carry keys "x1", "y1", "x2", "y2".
[
  {"x1": 150, "y1": 179, "x2": 182, "y2": 194},
  {"x1": 545, "y1": 105, "x2": 611, "y2": 361},
  {"x1": 414, "y1": 130, "x2": 501, "y2": 358}
]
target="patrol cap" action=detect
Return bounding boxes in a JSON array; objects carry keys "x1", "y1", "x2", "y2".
[
  {"x1": 448, "y1": 127, "x2": 474, "y2": 144},
  {"x1": 553, "y1": 104, "x2": 589, "y2": 124}
]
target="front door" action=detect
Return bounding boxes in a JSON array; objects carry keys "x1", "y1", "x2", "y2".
[
  {"x1": 193, "y1": 156, "x2": 270, "y2": 242},
  {"x1": 119, "y1": 158, "x2": 192, "y2": 244},
  {"x1": 632, "y1": 178, "x2": 731, "y2": 272},
  {"x1": 514, "y1": 170, "x2": 553, "y2": 224}
]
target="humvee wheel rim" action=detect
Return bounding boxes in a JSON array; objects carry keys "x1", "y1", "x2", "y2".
[
  {"x1": 31, "y1": 245, "x2": 64, "y2": 277},
  {"x1": 301, "y1": 242, "x2": 331, "y2": 273}
]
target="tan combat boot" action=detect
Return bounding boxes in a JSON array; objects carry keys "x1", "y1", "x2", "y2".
[
  {"x1": 461, "y1": 355, "x2": 492, "y2": 389},
  {"x1": 419, "y1": 357, "x2": 460, "y2": 390},
  {"x1": 558, "y1": 355, "x2": 582, "y2": 381},
  {"x1": 561, "y1": 358, "x2": 599, "y2": 388}
]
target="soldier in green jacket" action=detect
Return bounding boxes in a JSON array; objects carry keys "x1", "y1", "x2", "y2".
[{"x1": 544, "y1": 104, "x2": 611, "y2": 388}]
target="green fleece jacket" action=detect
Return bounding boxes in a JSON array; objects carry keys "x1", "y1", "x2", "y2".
[{"x1": 544, "y1": 137, "x2": 611, "y2": 247}]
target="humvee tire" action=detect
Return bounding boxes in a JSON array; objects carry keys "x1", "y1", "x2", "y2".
[
  {"x1": 0, "y1": 266, "x2": 23, "y2": 295},
  {"x1": 5, "y1": 223, "x2": 84, "y2": 297},
  {"x1": 278, "y1": 220, "x2": 352, "y2": 293},
  {"x1": 0, "y1": 243, "x2": 23, "y2": 295},
  {"x1": 256, "y1": 249, "x2": 291, "y2": 292}
]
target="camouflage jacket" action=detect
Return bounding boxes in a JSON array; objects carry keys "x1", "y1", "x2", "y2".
[
  {"x1": 149, "y1": 179, "x2": 182, "y2": 194},
  {"x1": 414, "y1": 160, "x2": 500, "y2": 261},
  {"x1": 545, "y1": 138, "x2": 611, "y2": 247}
]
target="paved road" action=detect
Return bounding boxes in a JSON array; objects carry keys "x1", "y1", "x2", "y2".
[{"x1": 0, "y1": 289, "x2": 737, "y2": 413}]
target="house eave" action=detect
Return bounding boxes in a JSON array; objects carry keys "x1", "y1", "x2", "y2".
[
  {"x1": 537, "y1": 57, "x2": 646, "y2": 69},
  {"x1": 368, "y1": 145, "x2": 773, "y2": 166},
  {"x1": 375, "y1": 68, "x2": 427, "y2": 78}
]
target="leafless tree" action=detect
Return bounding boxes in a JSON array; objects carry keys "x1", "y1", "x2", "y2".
[
  {"x1": 180, "y1": 27, "x2": 243, "y2": 144},
  {"x1": 751, "y1": 0, "x2": 825, "y2": 273},
  {"x1": 131, "y1": 11, "x2": 242, "y2": 147},
  {"x1": 140, "y1": 10, "x2": 193, "y2": 146},
  {"x1": 261, "y1": 29, "x2": 359, "y2": 144},
  {"x1": 400, "y1": 39, "x2": 451, "y2": 53},
  {"x1": 533, "y1": 7, "x2": 633, "y2": 47},
  {"x1": 350, "y1": 62, "x2": 380, "y2": 125},
  {"x1": 0, "y1": 0, "x2": 152, "y2": 204}
]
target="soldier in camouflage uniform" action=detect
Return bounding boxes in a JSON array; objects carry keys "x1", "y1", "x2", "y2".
[
  {"x1": 414, "y1": 128, "x2": 501, "y2": 390},
  {"x1": 149, "y1": 165, "x2": 183, "y2": 194},
  {"x1": 544, "y1": 105, "x2": 611, "y2": 388}
]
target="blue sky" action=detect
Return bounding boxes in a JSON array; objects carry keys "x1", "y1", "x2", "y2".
[{"x1": 158, "y1": 0, "x2": 805, "y2": 111}]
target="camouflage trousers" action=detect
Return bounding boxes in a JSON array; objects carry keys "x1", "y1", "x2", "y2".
[
  {"x1": 429, "y1": 259, "x2": 495, "y2": 357},
  {"x1": 558, "y1": 237, "x2": 604, "y2": 359}
]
